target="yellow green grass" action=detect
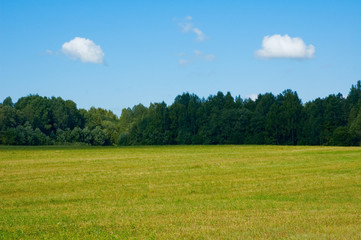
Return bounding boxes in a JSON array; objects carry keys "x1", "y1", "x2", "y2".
[{"x1": 1, "y1": 145, "x2": 361, "y2": 239}]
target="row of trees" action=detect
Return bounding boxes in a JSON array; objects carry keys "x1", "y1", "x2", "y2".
[
  {"x1": 1, "y1": 81, "x2": 361, "y2": 146},
  {"x1": 0, "y1": 96, "x2": 118, "y2": 145}
]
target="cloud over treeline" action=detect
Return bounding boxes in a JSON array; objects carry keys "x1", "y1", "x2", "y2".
[
  {"x1": 256, "y1": 34, "x2": 315, "y2": 59},
  {"x1": 62, "y1": 37, "x2": 104, "y2": 64}
]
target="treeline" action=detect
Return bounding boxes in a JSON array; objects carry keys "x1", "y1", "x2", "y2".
[
  {"x1": 1, "y1": 81, "x2": 361, "y2": 146},
  {"x1": 0, "y1": 96, "x2": 118, "y2": 145}
]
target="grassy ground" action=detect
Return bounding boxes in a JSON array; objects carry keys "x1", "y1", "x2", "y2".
[{"x1": 0, "y1": 145, "x2": 361, "y2": 239}]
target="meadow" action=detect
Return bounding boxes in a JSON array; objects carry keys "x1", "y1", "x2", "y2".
[{"x1": 0, "y1": 145, "x2": 361, "y2": 239}]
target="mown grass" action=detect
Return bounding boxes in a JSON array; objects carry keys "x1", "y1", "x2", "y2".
[{"x1": 0, "y1": 145, "x2": 361, "y2": 239}]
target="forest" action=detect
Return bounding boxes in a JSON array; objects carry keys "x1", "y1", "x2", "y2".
[{"x1": 1, "y1": 81, "x2": 361, "y2": 146}]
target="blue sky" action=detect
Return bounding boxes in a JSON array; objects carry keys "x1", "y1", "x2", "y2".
[{"x1": 1, "y1": 0, "x2": 360, "y2": 115}]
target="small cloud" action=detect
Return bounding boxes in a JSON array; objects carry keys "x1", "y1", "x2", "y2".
[
  {"x1": 181, "y1": 22, "x2": 193, "y2": 32},
  {"x1": 194, "y1": 50, "x2": 216, "y2": 62},
  {"x1": 62, "y1": 37, "x2": 104, "y2": 64},
  {"x1": 176, "y1": 52, "x2": 185, "y2": 57},
  {"x1": 255, "y1": 34, "x2": 315, "y2": 59},
  {"x1": 177, "y1": 50, "x2": 215, "y2": 66},
  {"x1": 178, "y1": 16, "x2": 207, "y2": 42},
  {"x1": 205, "y1": 54, "x2": 216, "y2": 62},
  {"x1": 179, "y1": 59, "x2": 191, "y2": 66},
  {"x1": 194, "y1": 50, "x2": 202, "y2": 56},
  {"x1": 192, "y1": 28, "x2": 206, "y2": 42},
  {"x1": 42, "y1": 49, "x2": 60, "y2": 56}
]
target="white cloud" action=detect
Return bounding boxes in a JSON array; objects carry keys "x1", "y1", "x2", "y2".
[
  {"x1": 62, "y1": 37, "x2": 104, "y2": 64},
  {"x1": 194, "y1": 50, "x2": 216, "y2": 62},
  {"x1": 181, "y1": 22, "x2": 193, "y2": 32},
  {"x1": 194, "y1": 50, "x2": 202, "y2": 56},
  {"x1": 205, "y1": 54, "x2": 216, "y2": 62},
  {"x1": 43, "y1": 49, "x2": 60, "y2": 56},
  {"x1": 179, "y1": 59, "x2": 190, "y2": 66},
  {"x1": 192, "y1": 28, "x2": 206, "y2": 42},
  {"x1": 178, "y1": 16, "x2": 207, "y2": 42},
  {"x1": 255, "y1": 34, "x2": 315, "y2": 59},
  {"x1": 178, "y1": 50, "x2": 215, "y2": 66}
]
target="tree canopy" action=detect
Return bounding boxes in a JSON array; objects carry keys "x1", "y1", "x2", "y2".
[{"x1": 1, "y1": 81, "x2": 361, "y2": 146}]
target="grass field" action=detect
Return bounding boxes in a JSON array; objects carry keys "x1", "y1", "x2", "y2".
[{"x1": 0, "y1": 145, "x2": 361, "y2": 239}]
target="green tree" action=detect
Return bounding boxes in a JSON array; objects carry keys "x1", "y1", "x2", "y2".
[
  {"x1": 247, "y1": 93, "x2": 276, "y2": 144},
  {"x1": 281, "y1": 90, "x2": 303, "y2": 145},
  {"x1": 169, "y1": 93, "x2": 201, "y2": 144},
  {"x1": 92, "y1": 126, "x2": 108, "y2": 146},
  {"x1": 2, "y1": 97, "x2": 14, "y2": 107},
  {"x1": 349, "y1": 108, "x2": 361, "y2": 145},
  {"x1": 322, "y1": 94, "x2": 347, "y2": 145},
  {"x1": 142, "y1": 102, "x2": 171, "y2": 145},
  {"x1": 299, "y1": 98, "x2": 324, "y2": 145}
]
